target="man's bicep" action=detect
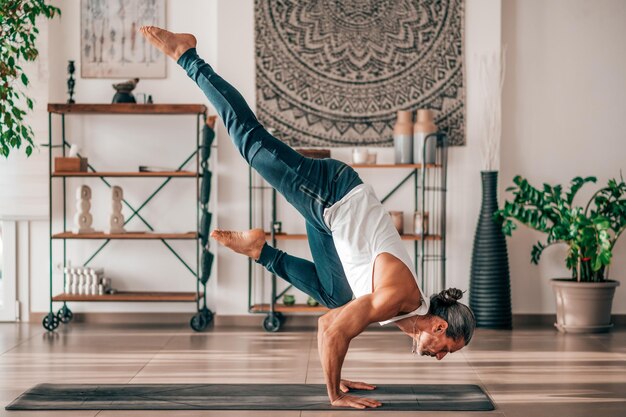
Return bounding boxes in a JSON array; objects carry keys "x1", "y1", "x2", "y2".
[{"x1": 369, "y1": 287, "x2": 404, "y2": 319}]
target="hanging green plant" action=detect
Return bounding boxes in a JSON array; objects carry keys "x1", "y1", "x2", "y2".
[
  {"x1": 0, "y1": 0, "x2": 61, "y2": 157},
  {"x1": 494, "y1": 173, "x2": 626, "y2": 282}
]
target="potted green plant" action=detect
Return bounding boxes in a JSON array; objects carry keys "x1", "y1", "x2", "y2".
[
  {"x1": 494, "y1": 174, "x2": 625, "y2": 333},
  {"x1": 1, "y1": 0, "x2": 60, "y2": 157}
]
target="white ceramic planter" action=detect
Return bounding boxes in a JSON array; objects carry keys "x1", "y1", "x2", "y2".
[{"x1": 551, "y1": 279, "x2": 620, "y2": 333}]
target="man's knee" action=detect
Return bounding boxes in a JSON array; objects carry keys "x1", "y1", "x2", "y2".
[{"x1": 324, "y1": 294, "x2": 352, "y2": 309}]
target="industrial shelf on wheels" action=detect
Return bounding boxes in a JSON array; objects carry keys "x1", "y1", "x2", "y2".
[{"x1": 44, "y1": 103, "x2": 215, "y2": 332}]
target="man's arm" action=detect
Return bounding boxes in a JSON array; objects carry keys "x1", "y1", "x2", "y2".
[
  {"x1": 319, "y1": 289, "x2": 402, "y2": 408},
  {"x1": 318, "y1": 304, "x2": 358, "y2": 398}
]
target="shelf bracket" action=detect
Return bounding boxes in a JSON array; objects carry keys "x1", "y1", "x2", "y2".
[{"x1": 380, "y1": 170, "x2": 417, "y2": 204}]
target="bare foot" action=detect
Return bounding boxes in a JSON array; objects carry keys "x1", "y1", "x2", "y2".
[
  {"x1": 211, "y1": 228, "x2": 266, "y2": 260},
  {"x1": 139, "y1": 26, "x2": 196, "y2": 61},
  {"x1": 206, "y1": 115, "x2": 217, "y2": 130}
]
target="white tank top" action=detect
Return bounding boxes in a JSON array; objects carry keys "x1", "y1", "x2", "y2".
[{"x1": 323, "y1": 184, "x2": 429, "y2": 325}]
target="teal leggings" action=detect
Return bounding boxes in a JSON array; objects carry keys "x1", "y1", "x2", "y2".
[{"x1": 179, "y1": 48, "x2": 360, "y2": 308}]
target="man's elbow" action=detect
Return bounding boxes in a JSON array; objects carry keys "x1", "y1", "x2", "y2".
[{"x1": 318, "y1": 315, "x2": 328, "y2": 332}]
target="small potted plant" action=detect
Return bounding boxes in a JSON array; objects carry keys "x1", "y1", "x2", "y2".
[
  {"x1": 282, "y1": 294, "x2": 295, "y2": 306},
  {"x1": 494, "y1": 174, "x2": 625, "y2": 333}
]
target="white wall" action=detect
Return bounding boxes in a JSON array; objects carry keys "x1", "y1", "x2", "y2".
[
  {"x1": 2, "y1": 0, "x2": 505, "y2": 317},
  {"x1": 501, "y1": 0, "x2": 626, "y2": 313},
  {"x1": 4, "y1": 0, "x2": 622, "y2": 318}
]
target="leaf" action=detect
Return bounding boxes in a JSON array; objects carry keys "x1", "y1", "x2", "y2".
[
  {"x1": 593, "y1": 217, "x2": 610, "y2": 230},
  {"x1": 599, "y1": 251, "x2": 612, "y2": 265},
  {"x1": 25, "y1": 145, "x2": 32, "y2": 156},
  {"x1": 592, "y1": 256, "x2": 602, "y2": 272},
  {"x1": 21, "y1": 73, "x2": 28, "y2": 86},
  {"x1": 531, "y1": 241, "x2": 546, "y2": 264},
  {"x1": 502, "y1": 220, "x2": 516, "y2": 236},
  {"x1": 566, "y1": 177, "x2": 596, "y2": 205},
  {"x1": 595, "y1": 196, "x2": 608, "y2": 205},
  {"x1": 11, "y1": 107, "x2": 23, "y2": 120}
]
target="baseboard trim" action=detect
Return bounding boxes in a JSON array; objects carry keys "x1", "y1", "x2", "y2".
[
  {"x1": 513, "y1": 314, "x2": 626, "y2": 327},
  {"x1": 28, "y1": 312, "x2": 323, "y2": 329},
  {"x1": 30, "y1": 312, "x2": 196, "y2": 325},
  {"x1": 28, "y1": 312, "x2": 626, "y2": 329}
]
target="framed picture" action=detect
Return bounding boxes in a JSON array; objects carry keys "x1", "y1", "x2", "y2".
[{"x1": 81, "y1": 0, "x2": 166, "y2": 78}]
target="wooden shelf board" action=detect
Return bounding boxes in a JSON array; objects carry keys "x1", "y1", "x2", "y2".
[
  {"x1": 265, "y1": 232, "x2": 440, "y2": 241},
  {"x1": 349, "y1": 163, "x2": 441, "y2": 169},
  {"x1": 52, "y1": 231, "x2": 197, "y2": 240},
  {"x1": 48, "y1": 103, "x2": 207, "y2": 115},
  {"x1": 52, "y1": 291, "x2": 200, "y2": 302},
  {"x1": 265, "y1": 233, "x2": 308, "y2": 240},
  {"x1": 400, "y1": 234, "x2": 442, "y2": 241},
  {"x1": 52, "y1": 171, "x2": 197, "y2": 178},
  {"x1": 250, "y1": 304, "x2": 328, "y2": 313}
]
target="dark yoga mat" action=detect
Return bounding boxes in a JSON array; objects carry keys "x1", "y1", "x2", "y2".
[{"x1": 6, "y1": 383, "x2": 494, "y2": 411}]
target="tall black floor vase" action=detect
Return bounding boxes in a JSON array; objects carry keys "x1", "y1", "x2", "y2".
[{"x1": 470, "y1": 171, "x2": 512, "y2": 329}]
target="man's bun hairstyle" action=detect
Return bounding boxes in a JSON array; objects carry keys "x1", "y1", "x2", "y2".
[
  {"x1": 438, "y1": 288, "x2": 463, "y2": 305},
  {"x1": 428, "y1": 288, "x2": 476, "y2": 345}
]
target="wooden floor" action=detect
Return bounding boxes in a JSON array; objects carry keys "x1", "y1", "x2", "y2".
[{"x1": 0, "y1": 322, "x2": 624, "y2": 416}]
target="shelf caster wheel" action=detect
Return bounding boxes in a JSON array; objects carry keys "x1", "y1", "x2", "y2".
[
  {"x1": 42, "y1": 312, "x2": 60, "y2": 332},
  {"x1": 200, "y1": 307, "x2": 214, "y2": 324},
  {"x1": 56, "y1": 305, "x2": 73, "y2": 324},
  {"x1": 276, "y1": 312, "x2": 286, "y2": 325},
  {"x1": 190, "y1": 313, "x2": 208, "y2": 332},
  {"x1": 263, "y1": 314, "x2": 281, "y2": 332}
]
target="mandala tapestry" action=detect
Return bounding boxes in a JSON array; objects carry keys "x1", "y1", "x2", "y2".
[{"x1": 255, "y1": 0, "x2": 465, "y2": 147}]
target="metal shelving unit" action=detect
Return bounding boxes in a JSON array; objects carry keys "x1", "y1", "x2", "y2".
[
  {"x1": 248, "y1": 133, "x2": 449, "y2": 331},
  {"x1": 44, "y1": 103, "x2": 215, "y2": 332}
]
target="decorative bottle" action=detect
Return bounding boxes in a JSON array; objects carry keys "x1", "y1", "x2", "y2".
[
  {"x1": 413, "y1": 109, "x2": 437, "y2": 164},
  {"x1": 393, "y1": 110, "x2": 413, "y2": 164}
]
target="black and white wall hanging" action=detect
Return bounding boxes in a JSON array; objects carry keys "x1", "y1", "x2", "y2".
[
  {"x1": 255, "y1": 0, "x2": 465, "y2": 147},
  {"x1": 81, "y1": 0, "x2": 166, "y2": 78}
]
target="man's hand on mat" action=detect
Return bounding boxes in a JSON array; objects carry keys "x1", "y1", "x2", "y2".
[
  {"x1": 331, "y1": 393, "x2": 382, "y2": 409},
  {"x1": 339, "y1": 379, "x2": 376, "y2": 393}
]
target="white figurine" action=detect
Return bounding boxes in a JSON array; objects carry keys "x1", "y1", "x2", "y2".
[
  {"x1": 63, "y1": 267, "x2": 71, "y2": 294},
  {"x1": 73, "y1": 185, "x2": 95, "y2": 234},
  {"x1": 107, "y1": 186, "x2": 126, "y2": 234}
]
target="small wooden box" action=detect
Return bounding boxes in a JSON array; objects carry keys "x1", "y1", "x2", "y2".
[{"x1": 55, "y1": 157, "x2": 88, "y2": 172}]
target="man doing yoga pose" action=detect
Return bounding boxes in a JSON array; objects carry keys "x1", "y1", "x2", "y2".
[{"x1": 140, "y1": 26, "x2": 476, "y2": 409}]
